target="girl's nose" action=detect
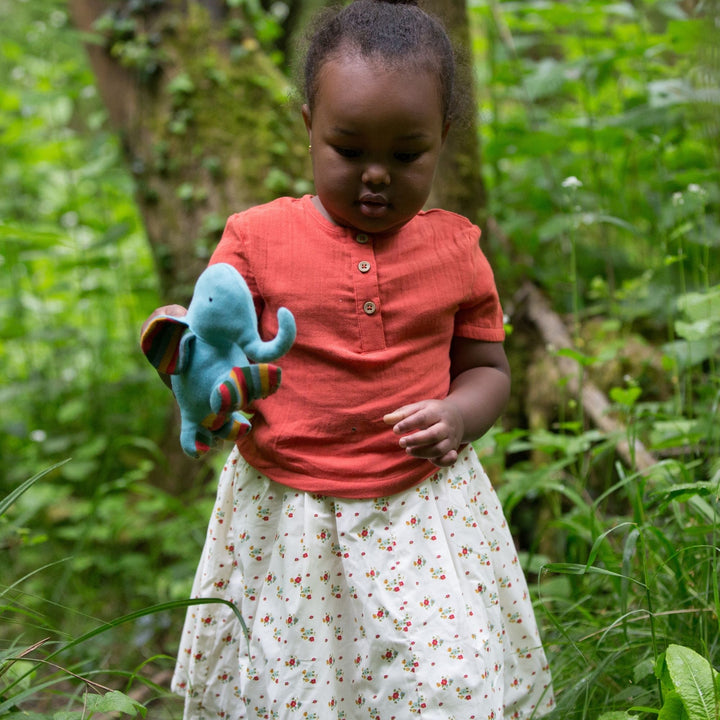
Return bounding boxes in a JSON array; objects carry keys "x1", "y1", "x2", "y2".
[{"x1": 362, "y1": 163, "x2": 390, "y2": 187}]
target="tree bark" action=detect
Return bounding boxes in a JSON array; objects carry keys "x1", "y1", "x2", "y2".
[
  {"x1": 68, "y1": 0, "x2": 311, "y2": 303},
  {"x1": 424, "y1": 0, "x2": 488, "y2": 224}
]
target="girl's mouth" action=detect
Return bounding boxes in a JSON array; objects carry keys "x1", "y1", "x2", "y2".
[{"x1": 358, "y1": 194, "x2": 389, "y2": 218}]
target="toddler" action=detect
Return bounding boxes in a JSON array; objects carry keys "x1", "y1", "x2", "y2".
[{"x1": 160, "y1": 1, "x2": 555, "y2": 717}]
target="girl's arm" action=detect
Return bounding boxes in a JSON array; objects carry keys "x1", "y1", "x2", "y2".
[{"x1": 383, "y1": 337, "x2": 511, "y2": 467}]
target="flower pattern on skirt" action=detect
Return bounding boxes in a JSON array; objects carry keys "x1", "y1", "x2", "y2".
[{"x1": 172, "y1": 446, "x2": 554, "y2": 719}]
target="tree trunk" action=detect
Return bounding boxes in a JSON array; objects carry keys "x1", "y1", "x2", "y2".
[
  {"x1": 424, "y1": 0, "x2": 488, "y2": 224},
  {"x1": 68, "y1": 0, "x2": 311, "y2": 303}
]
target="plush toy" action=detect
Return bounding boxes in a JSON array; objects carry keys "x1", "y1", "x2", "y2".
[{"x1": 141, "y1": 262, "x2": 296, "y2": 458}]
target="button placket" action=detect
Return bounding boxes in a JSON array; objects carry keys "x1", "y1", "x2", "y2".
[{"x1": 350, "y1": 234, "x2": 385, "y2": 351}]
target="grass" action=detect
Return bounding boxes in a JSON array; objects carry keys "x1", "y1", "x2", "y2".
[{"x1": 1, "y1": 0, "x2": 718, "y2": 717}]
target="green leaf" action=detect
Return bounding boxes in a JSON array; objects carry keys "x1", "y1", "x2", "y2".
[
  {"x1": 677, "y1": 287, "x2": 720, "y2": 323},
  {"x1": 85, "y1": 690, "x2": 146, "y2": 716},
  {"x1": 665, "y1": 645, "x2": 719, "y2": 720},
  {"x1": 556, "y1": 347, "x2": 597, "y2": 366},
  {"x1": 610, "y1": 386, "x2": 642, "y2": 408},
  {"x1": 658, "y1": 690, "x2": 688, "y2": 720},
  {"x1": 599, "y1": 712, "x2": 642, "y2": 720},
  {"x1": 0, "y1": 659, "x2": 36, "y2": 689},
  {"x1": 675, "y1": 319, "x2": 719, "y2": 342},
  {"x1": 167, "y1": 72, "x2": 195, "y2": 96}
]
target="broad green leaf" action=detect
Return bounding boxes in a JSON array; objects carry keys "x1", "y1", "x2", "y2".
[
  {"x1": 662, "y1": 338, "x2": 720, "y2": 370},
  {"x1": 0, "y1": 659, "x2": 36, "y2": 689},
  {"x1": 658, "y1": 690, "x2": 688, "y2": 720},
  {"x1": 599, "y1": 712, "x2": 641, "y2": 720},
  {"x1": 677, "y1": 287, "x2": 720, "y2": 322},
  {"x1": 85, "y1": 690, "x2": 146, "y2": 716},
  {"x1": 665, "y1": 645, "x2": 719, "y2": 720}
]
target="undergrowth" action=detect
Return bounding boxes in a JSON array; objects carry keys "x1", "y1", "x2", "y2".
[{"x1": 1, "y1": 0, "x2": 718, "y2": 717}]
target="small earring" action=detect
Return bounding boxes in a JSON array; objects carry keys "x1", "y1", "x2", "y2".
[{"x1": 308, "y1": 144, "x2": 312, "y2": 151}]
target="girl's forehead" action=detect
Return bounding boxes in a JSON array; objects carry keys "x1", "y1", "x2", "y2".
[{"x1": 314, "y1": 53, "x2": 444, "y2": 125}]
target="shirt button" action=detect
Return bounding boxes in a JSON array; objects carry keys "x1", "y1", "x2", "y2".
[
  {"x1": 363, "y1": 300, "x2": 377, "y2": 315},
  {"x1": 358, "y1": 261, "x2": 371, "y2": 273},
  {"x1": 356, "y1": 233, "x2": 369, "y2": 244}
]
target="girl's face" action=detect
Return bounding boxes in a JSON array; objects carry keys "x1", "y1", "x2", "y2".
[{"x1": 303, "y1": 53, "x2": 448, "y2": 235}]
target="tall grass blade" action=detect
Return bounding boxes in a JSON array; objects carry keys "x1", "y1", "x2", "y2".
[{"x1": 0, "y1": 460, "x2": 70, "y2": 517}]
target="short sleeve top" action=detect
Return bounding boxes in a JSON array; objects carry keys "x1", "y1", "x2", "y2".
[{"x1": 210, "y1": 195, "x2": 505, "y2": 498}]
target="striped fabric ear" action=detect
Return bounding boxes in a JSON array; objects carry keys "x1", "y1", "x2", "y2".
[{"x1": 140, "y1": 315, "x2": 189, "y2": 374}]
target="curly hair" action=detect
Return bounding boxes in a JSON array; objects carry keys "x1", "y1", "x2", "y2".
[{"x1": 302, "y1": 0, "x2": 463, "y2": 124}]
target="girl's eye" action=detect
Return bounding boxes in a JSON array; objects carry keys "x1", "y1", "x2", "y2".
[
  {"x1": 395, "y1": 151, "x2": 422, "y2": 163},
  {"x1": 333, "y1": 146, "x2": 362, "y2": 159}
]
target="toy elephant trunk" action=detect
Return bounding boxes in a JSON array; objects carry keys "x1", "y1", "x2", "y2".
[{"x1": 243, "y1": 306, "x2": 296, "y2": 363}]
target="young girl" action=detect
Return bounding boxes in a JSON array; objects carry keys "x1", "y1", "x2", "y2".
[{"x1": 163, "y1": 1, "x2": 554, "y2": 717}]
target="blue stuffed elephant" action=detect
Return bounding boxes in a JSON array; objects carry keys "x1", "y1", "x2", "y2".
[{"x1": 141, "y1": 263, "x2": 296, "y2": 458}]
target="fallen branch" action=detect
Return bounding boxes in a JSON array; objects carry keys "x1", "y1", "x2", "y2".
[{"x1": 514, "y1": 281, "x2": 658, "y2": 472}]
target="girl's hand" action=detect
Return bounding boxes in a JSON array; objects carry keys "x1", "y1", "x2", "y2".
[
  {"x1": 384, "y1": 338, "x2": 511, "y2": 469},
  {"x1": 140, "y1": 304, "x2": 188, "y2": 337},
  {"x1": 384, "y1": 399, "x2": 465, "y2": 468}
]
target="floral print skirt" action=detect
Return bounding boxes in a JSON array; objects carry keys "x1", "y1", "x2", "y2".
[{"x1": 171, "y1": 445, "x2": 554, "y2": 719}]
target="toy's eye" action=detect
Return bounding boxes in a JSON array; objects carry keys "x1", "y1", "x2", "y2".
[{"x1": 209, "y1": 297, "x2": 213, "y2": 302}]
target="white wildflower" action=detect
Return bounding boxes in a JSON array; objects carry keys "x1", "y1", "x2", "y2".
[{"x1": 562, "y1": 176, "x2": 583, "y2": 189}]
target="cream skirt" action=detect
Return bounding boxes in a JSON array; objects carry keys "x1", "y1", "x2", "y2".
[{"x1": 171, "y1": 445, "x2": 554, "y2": 719}]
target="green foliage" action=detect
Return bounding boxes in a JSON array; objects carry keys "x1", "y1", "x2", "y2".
[
  {"x1": 471, "y1": 0, "x2": 719, "y2": 314},
  {"x1": 1, "y1": 465, "x2": 247, "y2": 716},
  {"x1": 1, "y1": 0, "x2": 718, "y2": 717},
  {"x1": 0, "y1": 0, "x2": 167, "y2": 486},
  {"x1": 597, "y1": 645, "x2": 720, "y2": 720},
  {"x1": 0, "y1": 0, "x2": 209, "y2": 708},
  {"x1": 469, "y1": 2, "x2": 719, "y2": 716},
  {"x1": 656, "y1": 645, "x2": 720, "y2": 720}
]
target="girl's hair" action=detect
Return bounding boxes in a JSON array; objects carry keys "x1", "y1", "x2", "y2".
[{"x1": 302, "y1": 0, "x2": 462, "y2": 124}]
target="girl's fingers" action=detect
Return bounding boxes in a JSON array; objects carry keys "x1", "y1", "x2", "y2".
[
  {"x1": 385, "y1": 400, "x2": 463, "y2": 465},
  {"x1": 383, "y1": 403, "x2": 423, "y2": 429}
]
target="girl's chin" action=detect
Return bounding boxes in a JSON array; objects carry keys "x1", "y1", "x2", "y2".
[{"x1": 321, "y1": 201, "x2": 408, "y2": 235}]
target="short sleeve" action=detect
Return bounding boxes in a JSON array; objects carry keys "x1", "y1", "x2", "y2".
[
  {"x1": 209, "y1": 213, "x2": 264, "y2": 318},
  {"x1": 454, "y1": 235, "x2": 505, "y2": 343}
]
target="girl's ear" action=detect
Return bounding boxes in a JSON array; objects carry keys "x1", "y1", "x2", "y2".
[{"x1": 302, "y1": 104, "x2": 312, "y2": 139}]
